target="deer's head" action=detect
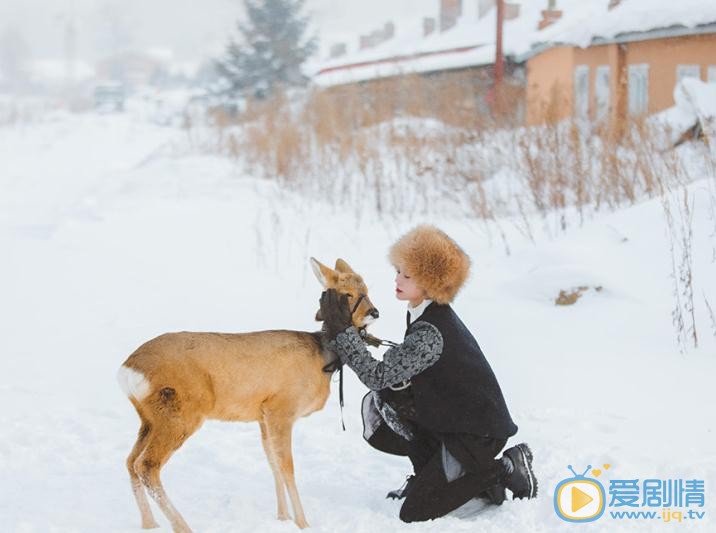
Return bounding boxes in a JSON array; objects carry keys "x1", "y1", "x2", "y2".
[{"x1": 310, "y1": 257, "x2": 379, "y2": 329}]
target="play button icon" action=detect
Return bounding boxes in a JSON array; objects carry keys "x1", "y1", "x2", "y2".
[
  {"x1": 572, "y1": 486, "x2": 594, "y2": 513},
  {"x1": 554, "y1": 478, "x2": 605, "y2": 522}
]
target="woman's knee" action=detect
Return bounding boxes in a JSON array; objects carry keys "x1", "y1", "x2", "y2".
[{"x1": 367, "y1": 425, "x2": 412, "y2": 456}]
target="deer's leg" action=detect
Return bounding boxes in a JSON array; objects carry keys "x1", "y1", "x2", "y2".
[
  {"x1": 266, "y1": 419, "x2": 309, "y2": 529},
  {"x1": 135, "y1": 416, "x2": 202, "y2": 533},
  {"x1": 259, "y1": 420, "x2": 291, "y2": 521},
  {"x1": 127, "y1": 418, "x2": 159, "y2": 529}
]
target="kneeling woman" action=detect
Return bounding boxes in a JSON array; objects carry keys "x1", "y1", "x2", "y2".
[{"x1": 320, "y1": 225, "x2": 537, "y2": 522}]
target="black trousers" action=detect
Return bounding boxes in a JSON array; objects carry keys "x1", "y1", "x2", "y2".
[{"x1": 368, "y1": 424, "x2": 508, "y2": 522}]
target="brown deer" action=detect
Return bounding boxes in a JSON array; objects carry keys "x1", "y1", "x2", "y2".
[{"x1": 117, "y1": 257, "x2": 379, "y2": 532}]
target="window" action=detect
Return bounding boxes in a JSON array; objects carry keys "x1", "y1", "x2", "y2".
[
  {"x1": 574, "y1": 65, "x2": 590, "y2": 118},
  {"x1": 708, "y1": 66, "x2": 716, "y2": 84},
  {"x1": 595, "y1": 65, "x2": 610, "y2": 122},
  {"x1": 628, "y1": 64, "x2": 649, "y2": 115},
  {"x1": 676, "y1": 64, "x2": 701, "y2": 82}
]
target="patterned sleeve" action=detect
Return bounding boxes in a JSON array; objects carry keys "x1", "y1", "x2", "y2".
[{"x1": 331, "y1": 321, "x2": 443, "y2": 391}]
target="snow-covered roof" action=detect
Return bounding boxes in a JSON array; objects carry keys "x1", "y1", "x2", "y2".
[
  {"x1": 314, "y1": 44, "x2": 501, "y2": 87},
  {"x1": 312, "y1": 0, "x2": 716, "y2": 88},
  {"x1": 526, "y1": 0, "x2": 716, "y2": 57},
  {"x1": 313, "y1": 0, "x2": 546, "y2": 87}
]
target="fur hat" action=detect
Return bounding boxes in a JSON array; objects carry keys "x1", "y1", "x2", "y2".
[{"x1": 388, "y1": 225, "x2": 471, "y2": 304}]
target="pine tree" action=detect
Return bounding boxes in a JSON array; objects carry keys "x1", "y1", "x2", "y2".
[{"x1": 216, "y1": 0, "x2": 317, "y2": 99}]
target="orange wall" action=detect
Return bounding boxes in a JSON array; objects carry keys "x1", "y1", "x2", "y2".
[
  {"x1": 526, "y1": 46, "x2": 574, "y2": 124},
  {"x1": 626, "y1": 33, "x2": 716, "y2": 113},
  {"x1": 526, "y1": 32, "x2": 716, "y2": 125}
]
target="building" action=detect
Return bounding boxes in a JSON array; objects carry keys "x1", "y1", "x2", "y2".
[
  {"x1": 522, "y1": 0, "x2": 716, "y2": 126},
  {"x1": 95, "y1": 49, "x2": 173, "y2": 90},
  {"x1": 311, "y1": 0, "x2": 545, "y2": 119},
  {"x1": 312, "y1": 1, "x2": 716, "y2": 128}
]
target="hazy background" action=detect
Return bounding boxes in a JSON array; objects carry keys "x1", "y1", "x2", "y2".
[{"x1": 0, "y1": 0, "x2": 438, "y2": 65}]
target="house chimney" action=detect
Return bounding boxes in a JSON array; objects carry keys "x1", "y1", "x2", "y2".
[
  {"x1": 329, "y1": 43, "x2": 347, "y2": 59},
  {"x1": 504, "y1": 2, "x2": 520, "y2": 21},
  {"x1": 440, "y1": 0, "x2": 462, "y2": 32},
  {"x1": 359, "y1": 21, "x2": 395, "y2": 50},
  {"x1": 423, "y1": 17, "x2": 436, "y2": 37},
  {"x1": 538, "y1": 0, "x2": 562, "y2": 30},
  {"x1": 360, "y1": 32, "x2": 373, "y2": 50},
  {"x1": 608, "y1": 0, "x2": 622, "y2": 9}
]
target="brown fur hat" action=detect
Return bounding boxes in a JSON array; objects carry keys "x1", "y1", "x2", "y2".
[{"x1": 388, "y1": 225, "x2": 471, "y2": 304}]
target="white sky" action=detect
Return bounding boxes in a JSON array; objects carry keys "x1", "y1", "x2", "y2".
[{"x1": 0, "y1": 0, "x2": 441, "y2": 65}]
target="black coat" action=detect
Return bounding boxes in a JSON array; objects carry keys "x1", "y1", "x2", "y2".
[{"x1": 394, "y1": 302, "x2": 518, "y2": 439}]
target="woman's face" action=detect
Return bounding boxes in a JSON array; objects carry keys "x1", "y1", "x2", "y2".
[{"x1": 394, "y1": 266, "x2": 426, "y2": 305}]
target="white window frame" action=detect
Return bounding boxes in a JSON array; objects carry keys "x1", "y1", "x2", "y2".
[
  {"x1": 628, "y1": 63, "x2": 649, "y2": 115},
  {"x1": 574, "y1": 65, "x2": 590, "y2": 119},
  {"x1": 676, "y1": 64, "x2": 701, "y2": 82},
  {"x1": 708, "y1": 66, "x2": 716, "y2": 84},
  {"x1": 595, "y1": 65, "x2": 610, "y2": 122}
]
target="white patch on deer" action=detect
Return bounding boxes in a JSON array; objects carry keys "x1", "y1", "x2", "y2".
[{"x1": 117, "y1": 365, "x2": 151, "y2": 400}]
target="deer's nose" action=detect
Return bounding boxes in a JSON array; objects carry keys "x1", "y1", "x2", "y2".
[{"x1": 369, "y1": 308, "x2": 379, "y2": 319}]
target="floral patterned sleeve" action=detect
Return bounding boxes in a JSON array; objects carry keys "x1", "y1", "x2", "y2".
[{"x1": 330, "y1": 321, "x2": 443, "y2": 391}]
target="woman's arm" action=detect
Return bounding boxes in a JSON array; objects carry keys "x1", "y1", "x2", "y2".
[{"x1": 331, "y1": 321, "x2": 443, "y2": 390}]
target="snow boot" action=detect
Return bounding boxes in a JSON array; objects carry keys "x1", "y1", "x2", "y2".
[{"x1": 503, "y1": 443, "x2": 538, "y2": 500}]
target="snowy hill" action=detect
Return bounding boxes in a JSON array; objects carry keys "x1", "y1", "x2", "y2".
[{"x1": 0, "y1": 110, "x2": 714, "y2": 532}]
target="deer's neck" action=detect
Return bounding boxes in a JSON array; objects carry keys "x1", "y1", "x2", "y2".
[{"x1": 315, "y1": 327, "x2": 337, "y2": 368}]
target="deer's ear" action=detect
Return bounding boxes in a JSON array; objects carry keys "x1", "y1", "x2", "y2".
[
  {"x1": 310, "y1": 257, "x2": 338, "y2": 288},
  {"x1": 334, "y1": 258, "x2": 355, "y2": 273}
]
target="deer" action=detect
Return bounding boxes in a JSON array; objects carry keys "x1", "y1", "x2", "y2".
[{"x1": 116, "y1": 257, "x2": 379, "y2": 532}]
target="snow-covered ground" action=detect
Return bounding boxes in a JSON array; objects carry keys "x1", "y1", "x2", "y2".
[{"x1": 1, "y1": 109, "x2": 715, "y2": 532}]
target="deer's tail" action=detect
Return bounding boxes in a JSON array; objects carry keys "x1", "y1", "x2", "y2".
[{"x1": 117, "y1": 365, "x2": 152, "y2": 401}]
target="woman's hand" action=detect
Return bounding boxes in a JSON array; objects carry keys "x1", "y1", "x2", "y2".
[{"x1": 319, "y1": 289, "x2": 353, "y2": 339}]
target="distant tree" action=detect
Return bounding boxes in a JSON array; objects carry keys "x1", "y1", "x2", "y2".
[{"x1": 216, "y1": 0, "x2": 317, "y2": 99}]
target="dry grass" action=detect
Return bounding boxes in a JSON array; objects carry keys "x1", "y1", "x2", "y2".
[
  {"x1": 193, "y1": 76, "x2": 712, "y2": 227},
  {"x1": 662, "y1": 188, "x2": 698, "y2": 352},
  {"x1": 193, "y1": 74, "x2": 527, "y2": 217},
  {"x1": 555, "y1": 285, "x2": 604, "y2": 306},
  {"x1": 512, "y1": 116, "x2": 687, "y2": 222}
]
